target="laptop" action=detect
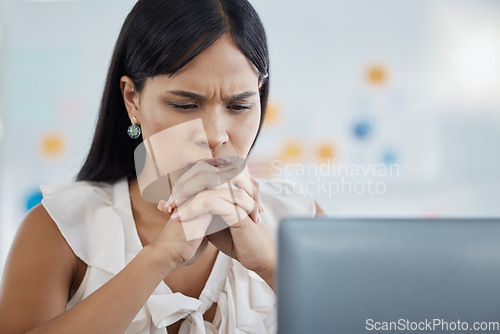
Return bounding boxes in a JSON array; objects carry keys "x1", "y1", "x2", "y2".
[{"x1": 277, "y1": 218, "x2": 500, "y2": 333}]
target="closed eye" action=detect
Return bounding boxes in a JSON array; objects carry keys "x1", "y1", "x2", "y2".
[
  {"x1": 168, "y1": 102, "x2": 253, "y2": 113},
  {"x1": 228, "y1": 104, "x2": 253, "y2": 112},
  {"x1": 168, "y1": 103, "x2": 198, "y2": 111}
]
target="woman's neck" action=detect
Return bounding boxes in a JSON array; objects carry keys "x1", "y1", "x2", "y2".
[{"x1": 128, "y1": 177, "x2": 171, "y2": 244}]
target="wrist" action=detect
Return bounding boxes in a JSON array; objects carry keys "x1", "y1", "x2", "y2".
[
  {"x1": 256, "y1": 265, "x2": 275, "y2": 292},
  {"x1": 255, "y1": 253, "x2": 276, "y2": 292},
  {"x1": 140, "y1": 243, "x2": 177, "y2": 279}
]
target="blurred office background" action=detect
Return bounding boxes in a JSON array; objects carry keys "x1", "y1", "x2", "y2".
[{"x1": 1, "y1": 0, "x2": 500, "y2": 272}]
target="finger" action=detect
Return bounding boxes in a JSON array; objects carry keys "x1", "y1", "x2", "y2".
[
  {"x1": 213, "y1": 155, "x2": 247, "y2": 183},
  {"x1": 180, "y1": 213, "x2": 213, "y2": 241},
  {"x1": 246, "y1": 180, "x2": 260, "y2": 224},
  {"x1": 228, "y1": 168, "x2": 261, "y2": 219},
  {"x1": 165, "y1": 162, "x2": 219, "y2": 210},
  {"x1": 172, "y1": 186, "x2": 254, "y2": 225},
  {"x1": 231, "y1": 172, "x2": 261, "y2": 223},
  {"x1": 168, "y1": 158, "x2": 248, "y2": 214},
  {"x1": 174, "y1": 156, "x2": 244, "y2": 194},
  {"x1": 231, "y1": 170, "x2": 254, "y2": 200},
  {"x1": 173, "y1": 160, "x2": 217, "y2": 194},
  {"x1": 168, "y1": 156, "x2": 244, "y2": 212},
  {"x1": 224, "y1": 183, "x2": 256, "y2": 225},
  {"x1": 172, "y1": 188, "x2": 251, "y2": 222},
  {"x1": 154, "y1": 208, "x2": 204, "y2": 245},
  {"x1": 165, "y1": 165, "x2": 242, "y2": 214},
  {"x1": 173, "y1": 161, "x2": 240, "y2": 202},
  {"x1": 250, "y1": 176, "x2": 265, "y2": 213}
]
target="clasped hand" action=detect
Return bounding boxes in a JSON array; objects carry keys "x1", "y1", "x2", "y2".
[{"x1": 156, "y1": 160, "x2": 276, "y2": 280}]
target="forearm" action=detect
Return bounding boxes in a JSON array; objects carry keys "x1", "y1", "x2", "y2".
[
  {"x1": 255, "y1": 252, "x2": 276, "y2": 293},
  {"x1": 259, "y1": 269, "x2": 275, "y2": 293},
  {"x1": 27, "y1": 245, "x2": 173, "y2": 334}
]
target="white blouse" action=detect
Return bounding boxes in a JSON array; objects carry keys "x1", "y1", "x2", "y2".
[{"x1": 40, "y1": 177, "x2": 315, "y2": 333}]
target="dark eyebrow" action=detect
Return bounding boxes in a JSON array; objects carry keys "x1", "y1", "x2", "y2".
[{"x1": 167, "y1": 90, "x2": 257, "y2": 102}]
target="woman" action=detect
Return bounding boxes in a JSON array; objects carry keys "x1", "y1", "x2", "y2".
[{"x1": 0, "y1": 0, "x2": 323, "y2": 333}]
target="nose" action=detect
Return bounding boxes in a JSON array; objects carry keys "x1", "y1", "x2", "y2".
[{"x1": 195, "y1": 107, "x2": 229, "y2": 151}]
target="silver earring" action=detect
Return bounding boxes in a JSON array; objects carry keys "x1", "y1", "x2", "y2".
[{"x1": 127, "y1": 116, "x2": 141, "y2": 139}]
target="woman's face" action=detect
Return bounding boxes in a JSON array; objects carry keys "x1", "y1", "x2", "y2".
[{"x1": 121, "y1": 34, "x2": 262, "y2": 170}]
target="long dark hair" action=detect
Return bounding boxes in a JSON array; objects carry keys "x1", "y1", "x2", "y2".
[{"x1": 76, "y1": 0, "x2": 270, "y2": 182}]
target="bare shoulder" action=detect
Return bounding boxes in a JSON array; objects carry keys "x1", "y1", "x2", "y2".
[
  {"x1": 0, "y1": 203, "x2": 77, "y2": 333},
  {"x1": 7, "y1": 203, "x2": 77, "y2": 266},
  {"x1": 13, "y1": 203, "x2": 70, "y2": 245}
]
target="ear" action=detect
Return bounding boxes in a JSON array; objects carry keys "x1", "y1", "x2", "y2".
[
  {"x1": 120, "y1": 75, "x2": 140, "y2": 123},
  {"x1": 258, "y1": 80, "x2": 263, "y2": 90}
]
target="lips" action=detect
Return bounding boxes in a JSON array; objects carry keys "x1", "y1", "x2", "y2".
[
  {"x1": 201, "y1": 157, "x2": 231, "y2": 168},
  {"x1": 189, "y1": 157, "x2": 231, "y2": 168}
]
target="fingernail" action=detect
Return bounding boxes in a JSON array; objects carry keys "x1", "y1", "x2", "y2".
[
  {"x1": 257, "y1": 214, "x2": 262, "y2": 224},
  {"x1": 167, "y1": 205, "x2": 172, "y2": 214},
  {"x1": 171, "y1": 211, "x2": 179, "y2": 219},
  {"x1": 165, "y1": 194, "x2": 174, "y2": 206},
  {"x1": 259, "y1": 203, "x2": 266, "y2": 213},
  {"x1": 158, "y1": 200, "x2": 166, "y2": 211}
]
